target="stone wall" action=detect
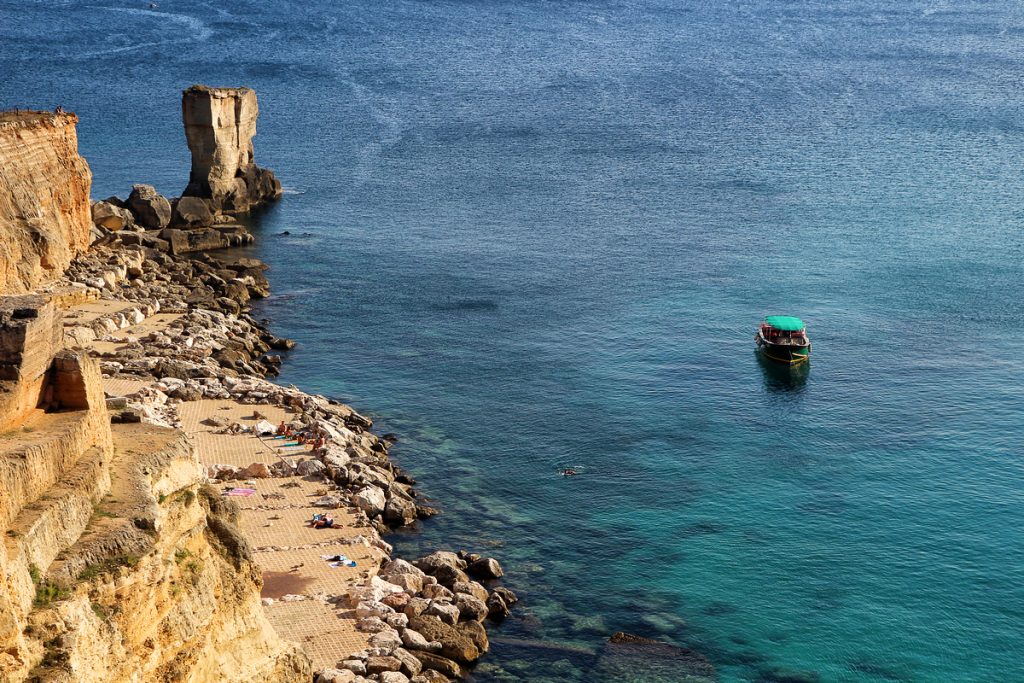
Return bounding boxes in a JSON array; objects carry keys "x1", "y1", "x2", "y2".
[
  {"x1": 0, "y1": 112, "x2": 93, "y2": 295},
  {"x1": 0, "y1": 295, "x2": 64, "y2": 431},
  {"x1": 181, "y1": 85, "x2": 282, "y2": 214}
]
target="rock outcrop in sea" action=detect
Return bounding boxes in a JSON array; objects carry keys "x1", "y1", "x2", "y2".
[{"x1": 180, "y1": 85, "x2": 282, "y2": 215}]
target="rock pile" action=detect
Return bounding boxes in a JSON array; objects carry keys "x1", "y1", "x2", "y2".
[
  {"x1": 85, "y1": 83, "x2": 283, "y2": 255},
  {"x1": 315, "y1": 550, "x2": 517, "y2": 683},
  {"x1": 89, "y1": 191, "x2": 255, "y2": 255}
]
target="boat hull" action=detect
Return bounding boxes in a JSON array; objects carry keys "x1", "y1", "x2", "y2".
[{"x1": 755, "y1": 336, "x2": 811, "y2": 365}]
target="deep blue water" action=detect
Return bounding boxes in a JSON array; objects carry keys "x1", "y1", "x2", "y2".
[{"x1": 4, "y1": 1, "x2": 1024, "y2": 681}]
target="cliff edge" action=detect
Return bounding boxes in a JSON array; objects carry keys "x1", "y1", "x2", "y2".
[
  {"x1": 0, "y1": 112, "x2": 92, "y2": 296},
  {"x1": 0, "y1": 296, "x2": 310, "y2": 683}
]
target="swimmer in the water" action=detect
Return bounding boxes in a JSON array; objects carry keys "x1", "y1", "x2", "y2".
[{"x1": 560, "y1": 468, "x2": 578, "y2": 477}]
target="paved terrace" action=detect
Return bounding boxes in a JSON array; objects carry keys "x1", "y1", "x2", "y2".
[{"x1": 179, "y1": 400, "x2": 376, "y2": 668}]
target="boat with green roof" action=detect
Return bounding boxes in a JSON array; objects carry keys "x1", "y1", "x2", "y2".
[{"x1": 755, "y1": 315, "x2": 811, "y2": 364}]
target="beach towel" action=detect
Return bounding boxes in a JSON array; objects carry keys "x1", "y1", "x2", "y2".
[
  {"x1": 224, "y1": 488, "x2": 257, "y2": 497},
  {"x1": 321, "y1": 554, "x2": 357, "y2": 567}
]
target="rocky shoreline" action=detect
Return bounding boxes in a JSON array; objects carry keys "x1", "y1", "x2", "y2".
[
  {"x1": 46, "y1": 121, "x2": 519, "y2": 683},
  {"x1": 1, "y1": 87, "x2": 710, "y2": 683}
]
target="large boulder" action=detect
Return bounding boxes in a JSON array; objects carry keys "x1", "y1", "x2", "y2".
[
  {"x1": 315, "y1": 669, "x2": 356, "y2": 683},
  {"x1": 452, "y1": 581, "x2": 489, "y2": 603},
  {"x1": 366, "y1": 655, "x2": 403, "y2": 675},
  {"x1": 384, "y1": 494, "x2": 418, "y2": 526},
  {"x1": 338, "y1": 660, "x2": 366, "y2": 675},
  {"x1": 409, "y1": 652, "x2": 463, "y2": 679},
  {"x1": 400, "y1": 628, "x2": 437, "y2": 652},
  {"x1": 392, "y1": 648, "x2": 422, "y2": 678},
  {"x1": 466, "y1": 557, "x2": 504, "y2": 580},
  {"x1": 491, "y1": 586, "x2": 518, "y2": 606},
  {"x1": 238, "y1": 462, "x2": 271, "y2": 479},
  {"x1": 297, "y1": 458, "x2": 327, "y2": 477},
  {"x1": 380, "y1": 559, "x2": 425, "y2": 581},
  {"x1": 368, "y1": 628, "x2": 403, "y2": 652},
  {"x1": 159, "y1": 227, "x2": 230, "y2": 254},
  {"x1": 352, "y1": 485, "x2": 387, "y2": 518},
  {"x1": 408, "y1": 615, "x2": 488, "y2": 664},
  {"x1": 127, "y1": 183, "x2": 172, "y2": 229},
  {"x1": 91, "y1": 200, "x2": 135, "y2": 231},
  {"x1": 454, "y1": 593, "x2": 488, "y2": 622},
  {"x1": 485, "y1": 587, "x2": 518, "y2": 621},
  {"x1": 457, "y1": 620, "x2": 489, "y2": 654},
  {"x1": 424, "y1": 601, "x2": 460, "y2": 626},
  {"x1": 172, "y1": 195, "x2": 214, "y2": 228},
  {"x1": 413, "y1": 552, "x2": 469, "y2": 588}
]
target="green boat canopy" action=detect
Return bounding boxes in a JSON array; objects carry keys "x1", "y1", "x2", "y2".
[{"x1": 764, "y1": 315, "x2": 805, "y2": 331}]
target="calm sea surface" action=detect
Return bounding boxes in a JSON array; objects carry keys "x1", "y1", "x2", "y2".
[{"x1": 3, "y1": 1, "x2": 1023, "y2": 680}]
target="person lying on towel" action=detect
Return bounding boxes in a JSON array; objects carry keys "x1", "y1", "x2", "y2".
[{"x1": 310, "y1": 513, "x2": 335, "y2": 529}]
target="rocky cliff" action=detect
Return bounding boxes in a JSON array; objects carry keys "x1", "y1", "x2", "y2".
[
  {"x1": 0, "y1": 296, "x2": 310, "y2": 683},
  {"x1": 0, "y1": 112, "x2": 93, "y2": 296},
  {"x1": 181, "y1": 86, "x2": 282, "y2": 214}
]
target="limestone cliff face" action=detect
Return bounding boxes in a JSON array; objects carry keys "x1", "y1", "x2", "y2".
[
  {"x1": 0, "y1": 297, "x2": 310, "y2": 682},
  {"x1": 181, "y1": 86, "x2": 282, "y2": 214},
  {"x1": 0, "y1": 113, "x2": 93, "y2": 296}
]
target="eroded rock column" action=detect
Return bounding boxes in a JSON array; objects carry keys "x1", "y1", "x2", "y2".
[{"x1": 180, "y1": 85, "x2": 282, "y2": 215}]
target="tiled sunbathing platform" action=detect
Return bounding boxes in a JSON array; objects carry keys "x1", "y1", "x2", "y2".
[
  {"x1": 101, "y1": 377, "x2": 152, "y2": 397},
  {"x1": 178, "y1": 399, "x2": 374, "y2": 669},
  {"x1": 60, "y1": 298, "x2": 136, "y2": 325}
]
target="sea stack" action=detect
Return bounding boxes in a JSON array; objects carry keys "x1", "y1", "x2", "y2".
[{"x1": 180, "y1": 85, "x2": 282, "y2": 215}]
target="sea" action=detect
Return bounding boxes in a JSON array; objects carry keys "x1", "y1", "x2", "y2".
[{"x1": 3, "y1": 1, "x2": 1023, "y2": 681}]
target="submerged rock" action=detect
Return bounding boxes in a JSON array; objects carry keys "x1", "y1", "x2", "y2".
[{"x1": 593, "y1": 632, "x2": 716, "y2": 682}]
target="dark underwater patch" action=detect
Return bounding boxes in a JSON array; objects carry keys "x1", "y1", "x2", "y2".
[
  {"x1": 701, "y1": 601, "x2": 738, "y2": 617},
  {"x1": 678, "y1": 521, "x2": 728, "y2": 537},
  {"x1": 754, "y1": 667, "x2": 821, "y2": 683},
  {"x1": 849, "y1": 659, "x2": 907, "y2": 680},
  {"x1": 431, "y1": 298, "x2": 499, "y2": 312}
]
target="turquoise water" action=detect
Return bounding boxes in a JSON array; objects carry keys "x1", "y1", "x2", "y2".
[{"x1": 4, "y1": 1, "x2": 1024, "y2": 680}]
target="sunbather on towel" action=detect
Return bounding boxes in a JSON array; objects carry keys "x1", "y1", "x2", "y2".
[{"x1": 311, "y1": 514, "x2": 334, "y2": 529}]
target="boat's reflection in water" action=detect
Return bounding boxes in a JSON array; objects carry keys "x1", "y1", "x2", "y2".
[{"x1": 756, "y1": 352, "x2": 810, "y2": 393}]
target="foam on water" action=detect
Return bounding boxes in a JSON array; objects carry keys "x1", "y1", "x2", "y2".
[{"x1": 79, "y1": 8, "x2": 213, "y2": 58}]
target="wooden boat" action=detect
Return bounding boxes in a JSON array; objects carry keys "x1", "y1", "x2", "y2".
[{"x1": 755, "y1": 315, "x2": 811, "y2": 365}]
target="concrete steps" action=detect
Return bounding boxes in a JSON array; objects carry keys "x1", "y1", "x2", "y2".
[
  {"x1": 0, "y1": 410, "x2": 103, "y2": 532},
  {"x1": 3, "y1": 445, "x2": 110, "y2": 582},
  {"x1": 47, "y1": 423, "x2": 200, "y2": 586}
]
